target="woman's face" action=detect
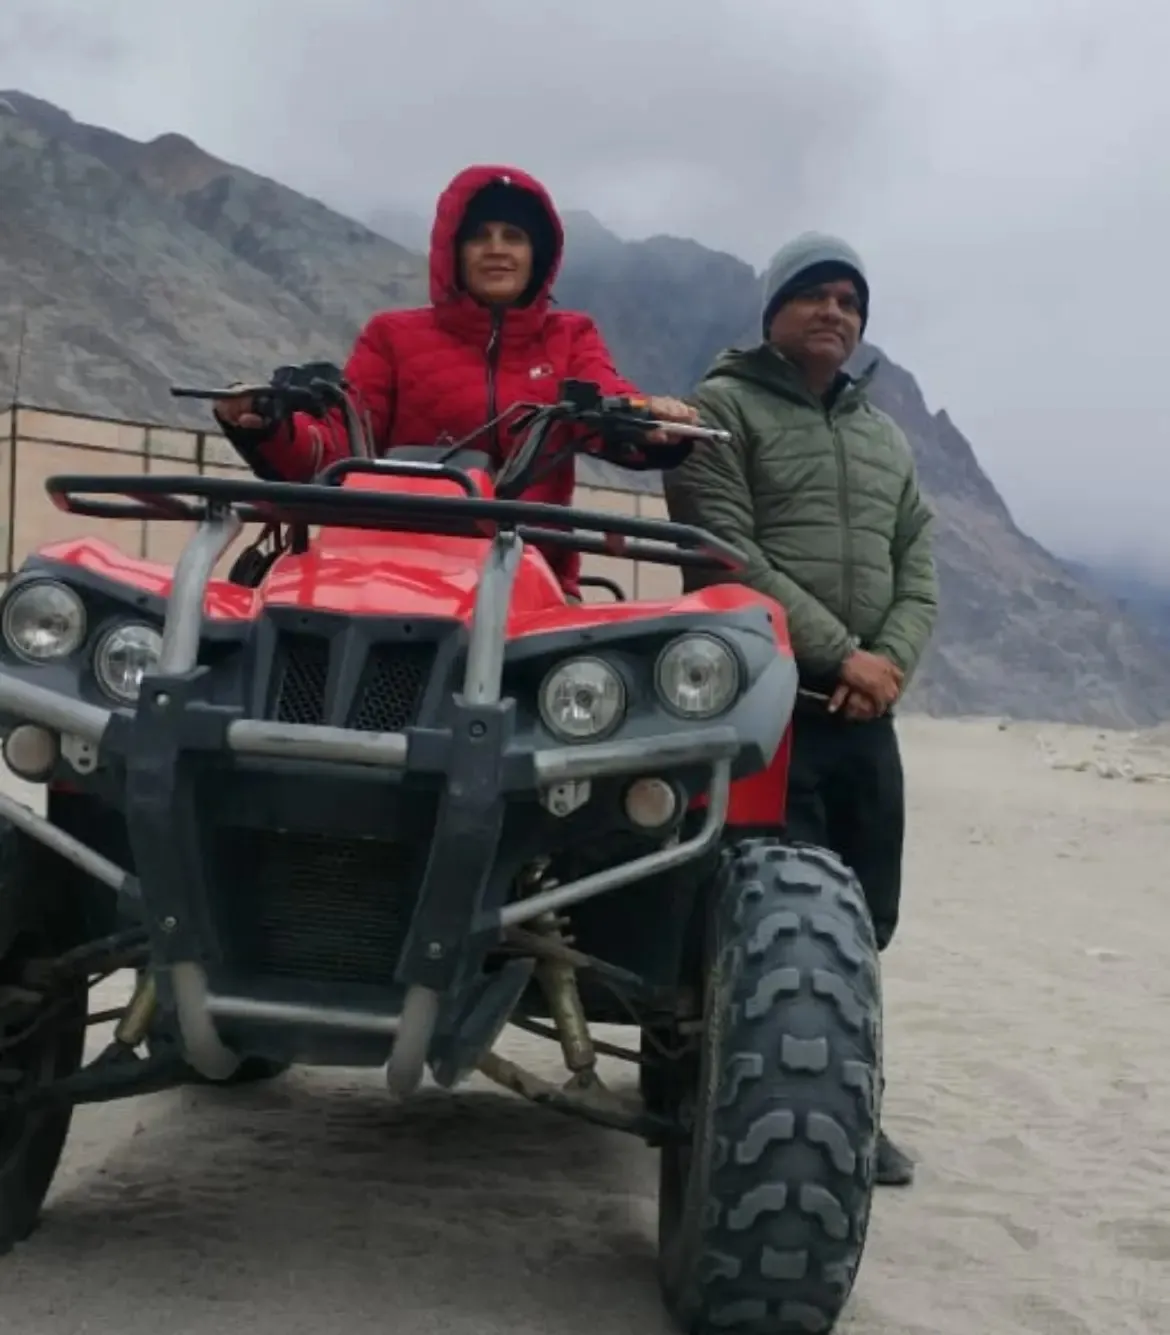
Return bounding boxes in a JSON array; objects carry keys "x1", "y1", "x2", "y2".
[{"x1": 459, "y1": 220, "x2": 534, "y2": 305}]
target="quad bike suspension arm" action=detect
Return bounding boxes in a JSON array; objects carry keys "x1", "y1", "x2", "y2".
[
  {"x1": 476, "y1": 1051, "x2": 680, "y2": 1141},
  {"x1": 493, "y1": 865, "x2": 678, "y2": 1136},
  {"x1": 8, "y1": 1045, "x2": 189, "y2": 1110}
]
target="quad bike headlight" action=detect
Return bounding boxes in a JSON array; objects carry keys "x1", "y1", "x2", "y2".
[
  {"x1": 1, "y1": 580, "x2": 87, "y2": 663},
  {"x1": 655, "y1": 632, "x2": 742, "y2": 719},
  {"x1": 539, "y1": 656, "x2": 626, "y2": 741},
  {"x1": 94, "y1": 622, "x2": 163, "y2": 704}
]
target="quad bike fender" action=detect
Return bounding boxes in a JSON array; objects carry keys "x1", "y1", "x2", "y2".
[
  {"x1": 725, "y1": 725, "x2": 791, "y2": 826},
  {"x1": 687, "y1": 722, "x2": 792, "y2": 828}
]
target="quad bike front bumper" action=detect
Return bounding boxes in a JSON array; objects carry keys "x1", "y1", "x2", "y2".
[{"x1": 0, "y1": 514, "x2": 792, "y2": 1097}]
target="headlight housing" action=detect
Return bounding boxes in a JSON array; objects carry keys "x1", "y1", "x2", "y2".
[
  {"x1": 539, "y1": 656, "x2": 626, "y2": 741},
  {"x1": 655, "y1": 632, "x2": 742, "y2": 719},
  {"x1": 1, "y1": 580, "x2": 87, "y2": 663},
  {"x1": 94, "y1": 623, "x2": 163, "y2": 704}
]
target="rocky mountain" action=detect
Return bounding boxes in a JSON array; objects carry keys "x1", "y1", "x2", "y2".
[
  {"x1": 557, "y1": 212, "x2": 762, "y2": 396},
  {"x1": 2, "y1": 91, "x2": 1169, "y2": 726},
  {"x1": 863, "y1": 360, "x2": 1170, "y2": 720},
  {"x1": 0, "y1": 89, "x2": 424, "y2": 425}
]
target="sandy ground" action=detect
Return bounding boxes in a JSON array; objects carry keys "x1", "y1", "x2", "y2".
[{"x1": 0, "y1": 715, "x2": 1168, "y2": 1334}]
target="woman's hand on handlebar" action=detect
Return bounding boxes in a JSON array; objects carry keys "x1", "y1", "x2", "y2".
[
  {"x1": 213, "y1": 385, "x2": 270, "y2": 433},
  {"x1": 643, "y1": 395, "x2": 701, "y2": 444}
]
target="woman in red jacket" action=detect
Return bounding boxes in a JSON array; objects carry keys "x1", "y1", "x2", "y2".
[{"x1": 214, "y1": 163, "x2": 698, "y2": 597}]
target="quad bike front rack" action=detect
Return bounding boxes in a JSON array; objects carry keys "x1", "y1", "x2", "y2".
[{"x1": 11, "y1": 473, "x2": 746, "y2": 1103}]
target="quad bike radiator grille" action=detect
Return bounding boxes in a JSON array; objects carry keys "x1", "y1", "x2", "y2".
[
  {"x1": 214, "y1": 829, "x2": 418, "y2": 986},
  {"x1": 269, "y1": 634, "x2": 433, "y2": 731},
  {"x1": 272, "y1": 634, "x2": 330, "y2": 725}
]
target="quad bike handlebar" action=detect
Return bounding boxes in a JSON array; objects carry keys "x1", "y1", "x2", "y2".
[
  {"x1": 491, "y1": 377, "x2": 730, "y2": 499},
  {"x1": 44, "y1": 365, "x2": 746, "y2": 577},
  {"x1": 171, "y1": 364, "x2": 731, "y2": 491},
  {"x1": 171, "y1": 361, "x2": 374, "y2": 460}
]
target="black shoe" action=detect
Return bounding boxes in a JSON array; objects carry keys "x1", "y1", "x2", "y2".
[{"x1": 876, "y1": 1130, "x2": 915, "y2": 1187}]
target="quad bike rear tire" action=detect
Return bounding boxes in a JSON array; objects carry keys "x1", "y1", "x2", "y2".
[
  {"x1": 0, "y1": 822, "x2": 88, "y2": 1255},
  {"x1": 657, "y1": 838, "x2": 882, "y2": 1334}
]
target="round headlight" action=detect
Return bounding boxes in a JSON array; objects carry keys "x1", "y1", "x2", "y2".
[
  {"x1": 1, "y1": 580, "x2": 87, "y2": 663},
  {"x1": 539, "y1": 657, "x2": 626, "y2": 741},
  {"x1": 655, "y1": 633, "x2": 741, "y2": 719},
  {"x1": 94, "y1": 623, "x2": 163, "y2": 704}
]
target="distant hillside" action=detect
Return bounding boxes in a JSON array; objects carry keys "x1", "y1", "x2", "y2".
[
  {"x1": 2, "y1": 90, "x2": 1170, "y2": 726},
  {"x1": 1063, "y1": 560, "x2": 1170, "y2": 650}
]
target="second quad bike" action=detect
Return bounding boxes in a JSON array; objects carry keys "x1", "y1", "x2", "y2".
[{"x1": 0, "y1": 366, "x2": 882, "y2": 1333}]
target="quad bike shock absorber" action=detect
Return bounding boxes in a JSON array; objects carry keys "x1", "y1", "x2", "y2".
[
  {"x1": 521, "y1": 865, "x2": 599, "y2": 1089},
  {"x1": 113, "y1": 970, "x2": 158, "y2": 1051}
]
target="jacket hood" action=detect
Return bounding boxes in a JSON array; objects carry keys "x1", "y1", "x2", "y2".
[{"x1": 429, "y1": 164, "x2": 565, "y2": 314}]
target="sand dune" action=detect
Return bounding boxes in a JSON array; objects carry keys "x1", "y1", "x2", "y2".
[{"x1": 0, "y1": 715, "x2": 1167, "y2": 1333}]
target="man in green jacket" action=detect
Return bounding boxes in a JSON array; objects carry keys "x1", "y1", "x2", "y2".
[{"x1": 664, "y1": 232, "x2": 938, "y2": 1187}]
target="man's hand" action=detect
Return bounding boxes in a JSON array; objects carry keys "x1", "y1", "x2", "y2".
[
  {"x1": 842, "y1": 689, "x2": 881, "y2": 720},
  {"x1": 827, "y1": 651, "x2": 903, "y2": 716},
  {"x1": 644, "y1": 395, "x2": 700, "y2": 444},
  {"x1": 828, "y1": 683, "x2": 884, "y2": 717},
  {"x1": 839, "y1": 650, "x2": 903, "y2": 705}
]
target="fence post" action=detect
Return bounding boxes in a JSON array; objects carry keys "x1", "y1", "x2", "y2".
[
  {"x1": 5, "y1": 402, "x2": 17, "y2": 581},
  {"x1": 139, "y1": 421, "x2": 150, "y2": 559}
]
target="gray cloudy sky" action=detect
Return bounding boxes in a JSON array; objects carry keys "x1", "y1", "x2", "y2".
[{"x1": 2, "y1": 0, "x2": 1169, "y2": 575}]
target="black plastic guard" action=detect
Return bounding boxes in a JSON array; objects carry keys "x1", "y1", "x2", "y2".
[
  {"x1": 119, "y1": 670, "x2": 233, "y2": 968},
  {"x1": 394, "y1": 695, "x2": 515, "y2": 992}
]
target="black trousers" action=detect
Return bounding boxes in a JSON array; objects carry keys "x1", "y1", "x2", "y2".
[{"x1": 782, "y1": 706, "x2": 905, "y2": 951}]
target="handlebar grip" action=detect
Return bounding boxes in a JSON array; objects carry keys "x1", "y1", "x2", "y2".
[
  {"x1": 171, "y1": 387, "x2": 230, "y2": 400},
  {"x1": 602, "y1": 394, "x2": 652, "y2": 417},
  {"x1": 170, "y1": 383, "x2": 269, "y2": 401}
]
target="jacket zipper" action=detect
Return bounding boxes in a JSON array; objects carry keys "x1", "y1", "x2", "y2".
[
  {"x1": 484, "y1": 309, "x2": 503, "y2": 458},
  {"x1": 828, "y1": 404, "x2": 855, "y2": 631}
]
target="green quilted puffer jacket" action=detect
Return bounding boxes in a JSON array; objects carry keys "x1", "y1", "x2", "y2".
[{"x1": 663, "y1": 344, "x2": 938, "y2": 683}]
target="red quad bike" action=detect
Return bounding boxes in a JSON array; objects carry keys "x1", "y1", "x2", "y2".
[{"x1": 0, "y1": 365, "x2": 882, "y2": 1334}]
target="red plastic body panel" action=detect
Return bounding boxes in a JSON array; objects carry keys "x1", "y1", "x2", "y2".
[
  {"x1": 714, "y1": 725, "x2": 791, "y2": 828},
  {"x1": 33, "y1": 468, "x2": 793, "y2": 825}
]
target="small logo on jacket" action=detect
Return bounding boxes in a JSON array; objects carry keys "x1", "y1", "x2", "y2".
[{"x1": 529, "y1": 363, "x2": 554, "y2": 380}]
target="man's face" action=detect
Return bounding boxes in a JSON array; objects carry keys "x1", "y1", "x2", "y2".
[{"x1": 767, "y1": 278, "x2": 864, "y2": 373}]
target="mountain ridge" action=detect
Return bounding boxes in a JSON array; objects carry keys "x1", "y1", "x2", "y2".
[{"x1": 2, "y1": 88, "x2": 1169, "y2": 726}]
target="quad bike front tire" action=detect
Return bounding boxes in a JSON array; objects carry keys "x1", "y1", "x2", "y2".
[
  {"x1": 0, "y1": 821, "x2": 88, "y2": 1255},
  {"x1": 657, "y1": 838, "x2": 882, "y2": 1335}
]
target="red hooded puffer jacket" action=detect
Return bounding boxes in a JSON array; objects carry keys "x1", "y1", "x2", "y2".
[{"x1": 249, "y1": 164, "x2": 641, "y2": 595}]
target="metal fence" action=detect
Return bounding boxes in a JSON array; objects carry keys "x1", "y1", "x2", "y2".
[{"x1": 0, "y1": 403, "x2": 683, "y2": 600}]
